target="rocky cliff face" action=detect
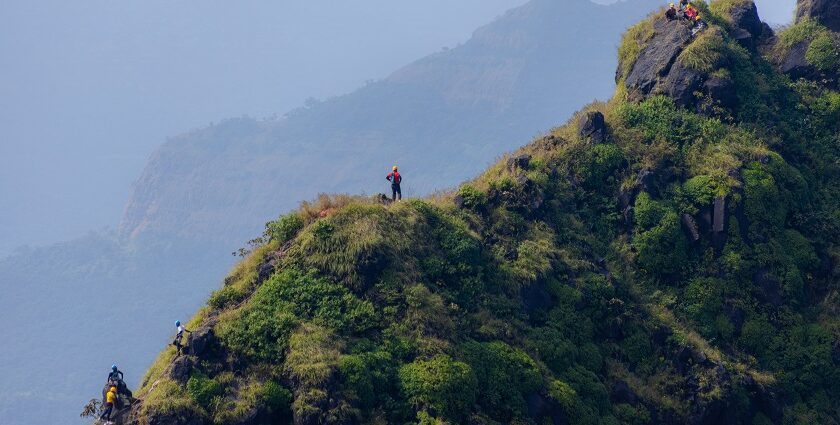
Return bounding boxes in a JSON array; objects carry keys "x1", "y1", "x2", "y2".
[
  {"x1": 774, "y1": 0, "x2": 840, "y2": 87},
  {"x1": 797, "y1": 0, "x2": 840, "y2": 31},
  {"x1": 118, "y1": 2, "x2": 840, "y2": 424}
]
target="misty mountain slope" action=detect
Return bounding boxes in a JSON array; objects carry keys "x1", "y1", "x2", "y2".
[
  {"x1": 120, "y1": 1, "x2": 840, "y2": 423},
  {"x1": 120, "y1": 0, "x2": 663, "y2": 247}
]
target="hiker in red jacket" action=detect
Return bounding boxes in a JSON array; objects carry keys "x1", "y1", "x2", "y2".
[{"x1": 386, "y1": 166, "x2": 402, "y2": 201}]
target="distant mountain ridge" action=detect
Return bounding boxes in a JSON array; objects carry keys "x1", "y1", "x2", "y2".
[{"x1": 119, "y1": 0, "x2": 663, "y2": 247}]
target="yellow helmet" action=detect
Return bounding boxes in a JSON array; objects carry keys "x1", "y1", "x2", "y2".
[
  {"x1": 669, "y1": 2, "x2": 675, "y2": 7},
  {"x1": 392, "y1": 165, "x2": 398, "y2": 171}
]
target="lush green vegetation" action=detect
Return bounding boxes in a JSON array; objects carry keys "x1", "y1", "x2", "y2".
[{"x1": 131, "y1": 5, "x2": 840, "y2": 425}]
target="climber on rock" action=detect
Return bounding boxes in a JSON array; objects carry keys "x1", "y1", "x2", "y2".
[
  {"x1": 100, "y1": 386, "x2": 117, "y2": 423},
  {"x1": 107, "y1": 364, "x2": 133, "y2": 398},
  {"x1": 684, "y1": 4, "x2": 698, "y2": 21},
  {"x1": 386, "y1": 166, "x2": 402, "y2": 202},
  {"x1": 107, "y1": 364, "x2": 124, "y2": 385},
  {"x1": 666, "y1": 3, "x2": 678, "y2": 20},
  {"x1": 692, "y1": 14, "x2": 706, "y2": 35},
  {"x1": 172, "y1": 320, "x2": 191, "y2": 356}
]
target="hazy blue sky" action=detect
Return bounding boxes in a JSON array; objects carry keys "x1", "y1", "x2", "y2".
[
  {"x1": 0, "y1": 0, "x2": 797, "y2": 256},
  {"x1": 0, "y1": 0, "x2": 529, "y2": 255}
]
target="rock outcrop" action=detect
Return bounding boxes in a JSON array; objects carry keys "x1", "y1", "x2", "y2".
[
  {"x1": 797, "y1": 0, "x2": 840, "y2": 32},
  {"x1": 577, "y1": 111, "x2": 608, "y2": 144},
  {"x1": 624, "y1": 18, "x2": 694, "y2": 104}
]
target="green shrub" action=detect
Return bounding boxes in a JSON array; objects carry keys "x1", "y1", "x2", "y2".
[
  {"x1": 339, "y1": 350, "x2": 397, "y2": 410},
  {"x1": 679, "y1": 29, "x2": 727, "y2": 72},
  {"x1": 217, "y1": 307, "x2": 298, "y2": 362},
  {"x1": 260, "y1": 381, "x2": 292, "y2": 416},
  {"x1": 208, "y1": 285, "x2": 246, "y2": 310},
  {"x1": 286, "y1": 323, "x2": 343, "y2": 387},
  {"x1": 399, "y1": 355, "x2": 477, "y2": 421},
  {"x1": 187, "y1": 372, "x2": 223, "y2": 410},
  {"x1": 457, "y1": 184, "x2": 488, "y2": 210},
  {"x1": 739, "y1": 315, "x2": 774, "y2": 356},
  {"x1": 633, "y1": 192, "x2": 669, "y2": 230},
  {"x1": 256, "y1": 269, "x2": 377, "y2": 333},
  {"x1": 806, "y1": 33, "x2": 839, "y2": 72},
  {"x1": 742, "y1": 164, "x2": 786, "y2": 231},
  {"x1": 633, "y1": 210, "x2": 691, "y2": 278},
  {"x1": 266, "y1": 212, "x2": 305, "y2": 243},
  {"x1": 777, "y1": 19, "x2": 827, "y2": 50},
  {"x1": 547, "y1": 379, "x2": 578, "y2": 411},
  {"x1": 461, "y1": 341, "x2": 543, "y2": 421},
  {"x1": 575, "y1": 144, "x2": 626, "y2": 190}
]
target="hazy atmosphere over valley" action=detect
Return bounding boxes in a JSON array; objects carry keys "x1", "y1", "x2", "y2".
[{"x1": 0, "y1": 1, "x2": 804, "y2": 424}]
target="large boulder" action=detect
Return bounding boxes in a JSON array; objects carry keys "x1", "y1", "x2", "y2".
[
  {"x1": 797, "y1": 0, "x2": 840, "y2": 32},
  {"x1": 779, "y1": 40, "x2": 820, "y2": 80},
  {"x1": 625, "y1": 18, "x2": 694, "y2": 99},
  {"x1": 724, "y1": 1, "x2": 771, "y2": 49},
  {"x1": 729, "y1": 1, "x2": 764, "y2": 37},
  {"x1": 577, "y1": 111, "x2": 608, "y2": 144},
  {"x1": 660, "y1": 61, "x2": 704, "y2": 107}
]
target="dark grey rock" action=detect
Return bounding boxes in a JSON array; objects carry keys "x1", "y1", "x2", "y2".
[
  {"x1": 625, "y1": 18, "x2": 693, "y2": 99},
  {"x1": 682, "y1": 213, "x2": 701, "y2": 241},
  {"x1": 578, "y1": 111, "x2": 608, "y2": 143},
  {"x1": 730, "y1": 1, "x2": 763, "y2": 38},
  {"x1": 779, "y1": 40, "x2": 819, "y2": 80},
  {"x1": 168, "y1": 356, "x2": 192, "y2": 384},
  {"x1": 611, "y1": 380, "x2": 639, "y2": 405},
  {"x1": 185, "y1": 326, "x2": 215, "y2": 357},
  {"x1": 507, "y1": 154, "x2": 532, "y2": 171},
  {"x1": 453, "y1": 194, "x2": 466, "y2": 209},
  {"x1": 713, "y1": 196, "x2": 726, "y2": 233},
  {"x1": 704, "y1": 75, "x2": 738, "y2": 110},
  {"x1": 257, "y1": 258, "x2": 275, "y2": 282},
  {"x1": 797, "y1": 0, "x2": 840, "y2": 32},
  {"x1": 661, "y1": 61, "x2": 704, "y2": 107}
]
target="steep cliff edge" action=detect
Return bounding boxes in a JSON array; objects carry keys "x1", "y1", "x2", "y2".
[{"x1": 112, "y1": 1, "x2": 840, "y2": 424}]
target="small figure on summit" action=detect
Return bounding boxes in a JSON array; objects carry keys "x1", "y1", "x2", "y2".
[
  {"x1": 172, "y1": 320, "x2": 191, "y2": 356},
  {"x1": 386, "y1": 166, "x2": 402, "y2": 202},
  {"x1": 666, "y1": 3, "x2": 678, "y2": 20},
  {"x1": 692, "y1": 13, "x2": 707, "y2": 35},
  {"x1": 684, "y1": 3, "x2": 697, "y2": 20}
]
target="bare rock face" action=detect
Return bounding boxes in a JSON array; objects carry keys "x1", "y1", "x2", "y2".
[
  {"x1": 798, "y1": 0, "x2": 840, "y2": 32},
  {"x1": 660, "y1": 61, "x2": 704, "y2": 107},
  {"x1": 577, "y1": 111, "x2": 608, "y2": 144},
  {"x1": 726, "y1": 1, "x2": 772, "y2": 49},
  {"x1": 624, "y1": 18, "x2": 694, "y2": 101},
  {"x1": 730, "y1": 1, "x2": 764, "y2": 37}
]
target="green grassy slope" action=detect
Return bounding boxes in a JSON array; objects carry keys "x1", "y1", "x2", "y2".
[{"x1": 125, "y1": 3, "x2": 840, "y2": 425}]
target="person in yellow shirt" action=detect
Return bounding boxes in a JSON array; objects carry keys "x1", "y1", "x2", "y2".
[{"x1": 100, "y1": 386, "x2": 117, "y2": 423}]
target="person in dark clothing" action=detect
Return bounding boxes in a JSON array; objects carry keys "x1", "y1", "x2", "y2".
[
  {"x1": 107, "y1": 364, "x2": 133, "y2": 398},
  {"x1": 386, "y1": 166, "x2": 402, "y2": 201},
  {"x1": 666, "y1": 3, "x2": 678, "y2": 20},
  {"x1": 107, "y1": 365, "x2": 123, "y2": 385}
]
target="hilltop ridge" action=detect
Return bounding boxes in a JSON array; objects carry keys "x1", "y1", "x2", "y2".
[{"x1": 105, "y1": 1, "x2": 840, "y2": 424}]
